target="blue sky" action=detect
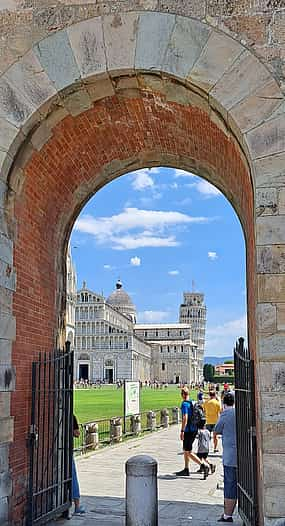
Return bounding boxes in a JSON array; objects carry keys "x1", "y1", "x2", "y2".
[{"x1": 70, "y1": 167, "x2": 247, "y2": 357}]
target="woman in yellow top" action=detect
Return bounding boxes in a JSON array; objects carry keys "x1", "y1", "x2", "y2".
[{"x1": 203, "y1": 390, "x2": 221, "y2": 453}]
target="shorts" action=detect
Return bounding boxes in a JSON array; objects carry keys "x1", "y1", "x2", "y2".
[
  {"x1": 197, "y1": 452, "x2": 208, "y2": 460},
  {"x1": 224, "y1": 465, "x2": 237, "y2": 499},
  {"x1": 206, "y1": 424, "x2": 216, "y2": 433},
  {"x1": 183, "y1": 431, "x2": 197, "y2": 452}
]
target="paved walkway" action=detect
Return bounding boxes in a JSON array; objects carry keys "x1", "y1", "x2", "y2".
[{"x1": 52, "y1": 425, "x2": 243, "y2": 525}]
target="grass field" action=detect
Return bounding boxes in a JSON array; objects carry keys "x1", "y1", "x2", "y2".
[{"x1": 74, "y1": 385, "x2": 198, "y2": 424}]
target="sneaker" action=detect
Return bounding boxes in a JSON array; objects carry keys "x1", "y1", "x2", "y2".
[
  {"x1": 74, "y1": 506, "x2": 86, "y2": 515},
  {"x1": 217, "y1": 516, "x2": 233, "y2": 522},
  {"x1": 214, "y1": 449, "x2": 219, "y2": 453},
  {"x1": 175, "y1": 468, "x2": 190, "y2": 476},
  {"x1": 202, "y1": 465, "x2": 210, "y2": 479},
  {"x1": 196, "y1": 466, "x2": 204, "y2": 473},
  {"x1": 210, "y1": 463, "x2": 216, "y2": 474}
]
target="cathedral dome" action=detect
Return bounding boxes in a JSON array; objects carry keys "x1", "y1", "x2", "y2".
[{"x1": 107, "y1": 280, "x2": 136, "y2": 323}]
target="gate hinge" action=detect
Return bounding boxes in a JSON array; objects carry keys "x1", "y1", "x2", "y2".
[{"x1": 29, "y1": 424, "x2": 39, "y2": 447}]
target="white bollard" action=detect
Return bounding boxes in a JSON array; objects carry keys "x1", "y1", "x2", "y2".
[{"x1": 125, "y1": 455, "x2": 158, "y2": 526}]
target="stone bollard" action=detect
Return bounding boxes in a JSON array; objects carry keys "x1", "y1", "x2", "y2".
[
  {"x1": 86, "y1": 423, "x2": 99, "y2": 450},
  {"x1": 110, "y1": 417, "x2": 122, "y2": 443},
  {"x1": 125, "y1": 455, "x2": 158, "y2": 526},
  {"x1": 147, "y1": 411, "x2": 156, "y2": 431},
  {"x1": 130, "y1": 414, "x2": 141, "y2": 435},
  {"x1": 160, "y1": 408, "x2": 169, "y2": 428},
  {"x1": 172, "y1": 407, "x2": 180, "y2": 424}
]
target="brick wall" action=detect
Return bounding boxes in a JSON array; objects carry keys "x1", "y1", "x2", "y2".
[{"x1": 9, "y1": 92, "x2": 254, "y2": 522}]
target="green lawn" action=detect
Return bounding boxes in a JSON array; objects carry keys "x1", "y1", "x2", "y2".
[{"x1": 74, "y1": 385, "x2": 198, "y2": 424}]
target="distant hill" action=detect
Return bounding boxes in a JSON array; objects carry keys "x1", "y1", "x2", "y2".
[{"x1": 204, "y1": 356, "x2": 234, "y2": 366}]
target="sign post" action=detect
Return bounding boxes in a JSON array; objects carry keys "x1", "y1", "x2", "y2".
[{"x1": 124, "y1": 381, "x2": 140, "y2": 435}]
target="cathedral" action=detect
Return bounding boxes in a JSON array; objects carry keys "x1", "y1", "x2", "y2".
[{"x1": 66, "y1": 252, "x2": 206, "y2": 383}]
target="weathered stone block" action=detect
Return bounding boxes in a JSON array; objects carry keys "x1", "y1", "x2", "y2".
[
  {"x1": 189, "y1": 30, "x2": 242, "y2": 92},
  {"x1": 0, "y1": 234, "x2": 13, "y2": 266},
  {"x1": 0, "y1": 365, "x2": 15, "y2": 392},
  {"x1": 0, "y1": 472, "x2": 11, "y2": 499},
  {"x1": 258, "y1": 332, "x2": 285, "y2": 360},
  {"x1": 135, "y1": 12, "x2": 175, "y2": 71},
  {"x1": 63, "y1": 89, "x2": 92, "y2": 117},
  {"x1": 0, "y1": 181, "x2": 6, "y2": 210},
  {"x1": 278, "y1": 188, "x2": 285, "y2": 214},
  {"x1": 261, "y1": 393, "x2": 285, "y2": 423},
  {"x1": 104, "y1": 13, "x2": 138, "y2": 74},
  {"x1": 0, "y1": 340, "x2": 12, "y2": 363},
  {"x1": 0, "y1": 118, "x2": 19, "y2": 155},
  {"x1": 86, "y1": 75, "x2": 115, "y2": 102},
  {"x1": 247, "y1": 114, "x2": 285, "y2": 160},
  {"x1": 0, "y1": 394, "x2": 10, "y2": 418},
  {"x1": 262, "y1": 422, "x2": 285, "y2": 454},
  {"x1": 264, "y1": 485, "x2": 285, "y2": 518},
  {"x1": 0, "y1": 446, "x2": 8, "y2": 473},
  {"x1": 68, "y1": 16, "x2": 106, "y2": 80},
  {"x1": 258, "y1": 275, "x2": 285, "y2": 303},
  {"x1": 264, "y1": 518, "x2": 285, "y2": 526},
  {"x1": 254, "y1": 151, "x2": 285, "y2": 188},
  {"x1": 210, "y1": 50, "x2": 271, "y2": 111},
  {"x1": 0, "y1": 497, "x2": 8, "y2": 526},
  {"x1": 257, "y1": 303, "x2": 276, "y2": 333},
  {"x1": 0, "y1": 76, "x2": 35, "y2": 128},
  {"x1": 0, "y1": 417, "x2": 13, "y2": 445},
  {"x1": 277, "y1": 304, "x2": 285, "y2": 332},
  {"x1": 260, "y1": 362, "x2": 285, "y2": 392},
  {"x1": 256, "y1": 188, "x2": 278, "y2": 216},
  {"x1": 163, "y1": 16, "x2": 210, "y2": 79},
  {"x1": 0, "y1": 260, "x2": 16, "y2": 292},
  {"x1": 229, "y1": 79, "x2": 283, "y2": 133},
  {"x1": 5, "y1": 50, "x2": 57, "y2": 111},
  {"x1": 34, "y1": 30, "x2": 81, "y2": 91},
  {"x1": 263, "y1": 454, "x2": 285, "y2": 487},
  {"x1": 257, "y1": 246, "x2": 285, "y2": 274},
  {"x1": 256, "y1": 216, "x2": 285, "y2": 245},
  {"x1": 30, "y1": 122, "x2": 52, "y2": 151},
  {"x1": 0, "y1": 314, "x2": 15, "y2": 341}
]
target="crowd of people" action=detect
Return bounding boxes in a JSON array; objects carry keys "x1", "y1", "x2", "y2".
[{"x1": 176, "y1": 382, "x2": 237, "y2": 523}]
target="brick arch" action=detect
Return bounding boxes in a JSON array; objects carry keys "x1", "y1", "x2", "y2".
[{"x1": 0, "y1": 10, "x2": 284, "y2": 526}]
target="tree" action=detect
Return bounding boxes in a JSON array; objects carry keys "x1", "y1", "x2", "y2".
[
  {"x1": 224, "y1": 360, "x2": 234, "y2": 364},
  {"x1": 203, "y1": 363, "x2": 215, "y2": 382}
]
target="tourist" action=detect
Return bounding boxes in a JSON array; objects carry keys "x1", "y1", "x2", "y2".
[
  {"x1": 72, "y1": 415, "x2": 86, "y2": 515},
  {"x1": 176, "y1": 387, "x2": 209, "y2": 479},
  {"x1": 203, "y1": 390, "x2": 221, "y2": 452},
  {"x1": 197, "y1": 387, "x2": 204, "y2": 405},
  {"x1": 196, "y1": 418, "x2": 216, "y2": 474},
  {"x1": 214, "y1": 392, "x2": 237, "y2": 523},
  {"x1": 221, "y1": 383, "x2": 230, "y2": 404}
]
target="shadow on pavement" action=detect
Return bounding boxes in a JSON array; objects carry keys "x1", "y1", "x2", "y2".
[{"x1": 51, "y1": 495, "x2": 243, "y2": 526}]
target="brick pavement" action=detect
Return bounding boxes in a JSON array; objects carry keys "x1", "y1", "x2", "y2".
[{"x1": 51, "y1": 424, "x2": 243, "y2": 526}]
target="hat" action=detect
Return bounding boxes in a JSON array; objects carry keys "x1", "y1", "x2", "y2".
[{"x1": 224, "y1": 383, "x2": 229, "y2": 389}]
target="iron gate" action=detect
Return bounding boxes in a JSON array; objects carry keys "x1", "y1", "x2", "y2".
[
  {"x1": 234, "y1": 337, "x2": 258, "y2": 526},
  {"x1": 28, "y1": 344, "x2": 74, "y2": 525}
]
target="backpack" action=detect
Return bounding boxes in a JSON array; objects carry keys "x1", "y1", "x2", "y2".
[{"x1": 190, "y1": 402, "x2": 205, "y2": 429}]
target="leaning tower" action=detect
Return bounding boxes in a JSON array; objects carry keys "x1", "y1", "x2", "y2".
[{"x1": 179, "y1": 292, "x2": 206, "y2": 381}]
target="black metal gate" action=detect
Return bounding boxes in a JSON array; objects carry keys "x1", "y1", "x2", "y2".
[
  {"x1": 28, "y1": 344, "x2": 74, "y2": 525},
  {"x1": 234, "y1": 337, "x2": 258, "y2": 526}
]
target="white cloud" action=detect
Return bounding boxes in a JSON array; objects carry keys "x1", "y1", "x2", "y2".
[
  {"x1": 130, "y1": 256, "x2": 141, "y2": 266},
  {"x1": 131, "y1": 169, "x2": 154, "y2": 191},
  {"x1": 208, "y1": 251, "x2": 218, "y2": 260},
  {"x1": 196, "y1": 180, "x2": 221, "y2": 197},
  {"x1": 74, "y1": 207, "x2": 212, "y2": 250},
  {"x1": 205, "y1": 315, "x2": 247, "y2": 356},
  {"x1": 103, "y1": 264, "x2": 112, "y2": 270},
  {"x1": 168, "y1": 270, "x2": 179, "y2": 275},
  {"x1": 174, "y1": 169, "x2": 196, "y2": 178},
  {"x1": 138, "y1": 310, "x2": 170, "y2": 323}
]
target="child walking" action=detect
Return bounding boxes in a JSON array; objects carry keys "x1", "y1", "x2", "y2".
[{"x1": 196, "y1": 418, "x2": 216, "y2": 474}]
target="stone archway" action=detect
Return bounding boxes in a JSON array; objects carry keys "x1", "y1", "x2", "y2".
[{"x1": 0, "y1": 8, "x2": 284, "y2": 526}]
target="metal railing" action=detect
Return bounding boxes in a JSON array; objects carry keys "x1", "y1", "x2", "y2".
[{"x1": 74, "y1": 407, "x2": 180, "y2": 454}]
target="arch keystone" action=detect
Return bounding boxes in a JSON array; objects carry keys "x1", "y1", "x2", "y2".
[
  {"x1": 135, "y1": 12, "x2": 175, "y2": 71},
  {"x1": 103, "y1": 13, "x2": 139, "y2": 75}
]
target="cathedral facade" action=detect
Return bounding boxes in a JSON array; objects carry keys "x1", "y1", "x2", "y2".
[{"x1": 73, "y1": 279, "x2": 201, "y2": 384}]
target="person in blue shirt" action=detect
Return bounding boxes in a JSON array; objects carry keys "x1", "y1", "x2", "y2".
[
  {"x1": 214, "y1": 392, "x2": 237, "y2": 523},
  {"x1": 176, "y1": 387, "x2": 209, "y2": 479}
]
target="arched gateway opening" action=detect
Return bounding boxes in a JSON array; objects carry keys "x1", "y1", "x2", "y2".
[{"x1": 0, "y1": 10, "x2": 284, "y2": 526}]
